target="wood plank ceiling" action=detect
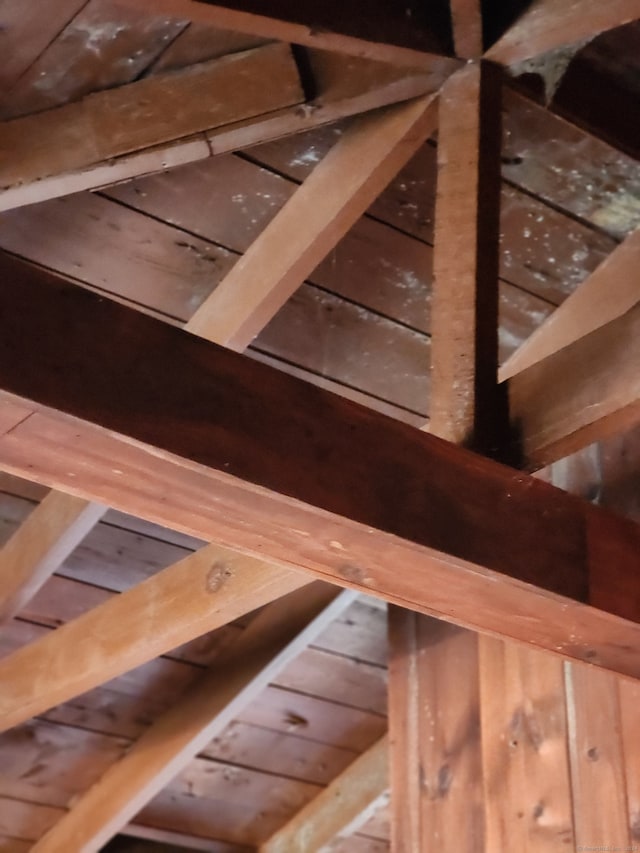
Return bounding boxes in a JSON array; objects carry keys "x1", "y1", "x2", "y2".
[{"x1": 0, "y1": 1, "x2": 639, "y2": 850}]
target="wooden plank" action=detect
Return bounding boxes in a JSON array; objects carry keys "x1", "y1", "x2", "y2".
[
  {"x1": 187, "y1": 95, "x2": 438, "y2": 349},
  {"x1": 502, "y1": 87, "x2": 640, "y2": 240},
  {"x1": 479, "y1": 638, "x2": 574, "y2": 850},
  {"x1": 0, "y1": 0, "x2": 188, "y2": 120},
  {"x1": 4, "y1": 258, "x2": 640, "y2": 679},
  {"x1": 388, "y1": 616, "x2": 483, "y2": 850},
  {"x1": 509, "y1": 302, "x2": 640, "y2": 468},
  {"x1": 260, "y1": 735, "x2": 388, "y2": 852},
  {"x1": 486, "y1": 0, "x2": 640, "y2": 64},
  {"x1": 565, "y1": 662, "x2": 631, "y2": 850},
  {"x1": 0, "y1": 42, "x2": 303, "y2": 202},
  {"x1": 450, "y1": 0, "x2": 483, "y2": 57},
  {"x1": 0, "y1": 538, "x2": 307, "y2": 731},
  {"x1": 0, "y1": 491, "x2": 105, "y2": 624},
  {"x1": 618, "y1": 676, "x2": 640, "y2": 843},
  {"x1": 31, "y1": 586, "x2": 352, "y2": 852},
  {"x1": 0, "y1": 0, "x2": 88, "y2": 94},
  {"x1": 500, "y1": 226, "x2": 640, "y2": 380},
  {"x1": 430, "y1": 60, "x2": 503, "y2": 452},
  {"x1": 0, "y1": 53, "x2": 450, "y2": 214},
  {"x1": 123, "y1": 0, "x2": 460, "y2": 68}
]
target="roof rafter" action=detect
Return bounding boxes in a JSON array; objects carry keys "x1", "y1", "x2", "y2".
[
  {"x1": 1, "y1": 254, "x2": 640, "y2": 680},
  {"x1": 509, "y1": 301, "x2": 640, "y2": 468},
  {"x1": 32, "y1": 584, "x2": 354, "y2": 852},
  {"x1": 260, "y1": 735, "x2": 388, "y2": 852},
  {"x1": 0, "y1": 47, "x2": 451, "y2": 213},
  {"x1": 0, "y1": 538, "x2": 308, "y2": 731},
  {"x1": 0, "y1": 491, "x2": 105, "y2": 624},
  {"x1": 188, "y1": 94, "x2": 438, "y2": 349},
  {"x1": 500, "y1": 226, "x2": 640, "y2": 381},
  {"x1": 486, "y1": 0, "x2": 640, "y2": 64}
]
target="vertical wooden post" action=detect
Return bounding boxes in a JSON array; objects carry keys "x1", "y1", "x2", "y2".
[{"x1": 388, "y1": 60, "x2": 502, "y2": 852}]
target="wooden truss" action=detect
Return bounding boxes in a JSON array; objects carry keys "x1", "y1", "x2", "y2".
[{"x1": 1, "y1": 0, "x2": 640, "y2": 849}]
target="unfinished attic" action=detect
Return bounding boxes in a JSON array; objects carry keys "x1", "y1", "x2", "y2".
[{"x1": 1, "y1": 0, "x2": 640, "y2": 850}]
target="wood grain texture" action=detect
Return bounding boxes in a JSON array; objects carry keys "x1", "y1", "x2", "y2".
[
  {"x1": 0, "y1": 492, "x2": 105, "y2": 624},
  {"x1": 565, "y1": 662, "x2": 631, "y2": 851},
  {"x1": 430, "y1": 60, "x2": 503, "y2": 452},
  {"x1": 4, "y1": 256, "x2": 640, "y2": 678},
  {"x1": 0, "y1": 49, "x2": 448, "y2": 212},
  {"x1": 121, "y1": 0, "x2": 462, "y2": 68},
  {"x1": 618, "y1": 676, "x2": 640, "y2": 843},
  {"x1": 487, "y1": 0, "x2": 640, "y2": 64},
  {"x1": 509, "y1": 301, "x2": 640, "y2": 467},
  {"x1": 480, "y1": 638, "x2": 574, "y2": 850},
  {"x1": 260, "y1": 736, "x2": 388, "y2": 852},
  {"x1": 388, "y1": 615, "x2": 483, "y2": 851},
  {"x1": 0, "y1": 541, "x2": 307, "y2": 732},
  {"x1": 32, "y1": 585, "x2": 350, "y2": 852},
  {"x1": 500, "y1": 226, "x2": 640, "y2": 380},
  {"x1": 450, "y1": 0, "x2": 483, "y2": 56},
  {"x1": 0, "y1": 42, "x2": 303, "y2": 193},
  {"x1": 187, "y1": 95, "x2": 438, "y2": 349},
  {"x1": 0, "y1": 0, "x2": 88, "y2": 94},
  {"x1": 0, "y1": 0, "x2": 188, "y2": 120}
]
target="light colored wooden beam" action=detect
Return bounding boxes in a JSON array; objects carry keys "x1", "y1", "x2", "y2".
[
  {"x1": 429, "y1": 60, "x2": 503, "y2": 452},
  {"x1": 500, "y1": 226, "x2": 640, "y2": 381},
  {"x1": 32, "y1": 584, "x2": 353, "y2": 852},
  {"x1": 509, "y1": 301, "x2": 640, "y2": 468},
  {"x1": 3, "y1": 255, "x2": 640, "y2": 681},
  {"x1": 0, "y1": 49, "x2": 451, "y2": 213},
  {"x1": 0, "y1": 541, "x2": 307, "y2": 731},
  {"x1": 0, "y1": 490, "x2": 105, "y2": 624},
  {"x1": 0, "y1": 43, "x2": 304, "y2": 211},
  {"x1": 260, "y1": 736, "x2": 388, "y2": 853},
  {"x1": 187, "y1": 94, "x2": 438, "y2": 349},
  {"x1": 487, "y1": 0, "x2": 640, "y2": 65}
]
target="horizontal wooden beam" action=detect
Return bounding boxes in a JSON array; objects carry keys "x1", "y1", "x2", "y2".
[
  {"x1": 0, "y1": 43, "x2": 303, "y2": 210},
  {"x1": 500, "y1": 227, "x2": 640, "y2": 381},
  {"x1": 2, "y1": 254, "x2": 640, "y2": 680},
  {"x1": 509, "y1": 302, "x2": 640, "y2": 468},
  {"x1": 125, "y1": 0, "x2": 458, "y2": 67},
  {"x1": 260, "y1": 736, "x2": 388, "y2": 852},
  {"x1": 0, "y1": 491, "x2": 105, "y2": 624},
  {"x1": 0, "y1": 537, "x2": 308, "y2": 731},
  {"x1": 188, "y1": 95, "x2": 438, "y2": 349},
  {"x1": 32, "y1": 584, "x2": 351, "y2": 852},
  {"x1": 486, "y1": 0, "x2": 640, "y2": 65},
  {"x1": 0, "y1": 49, "x2": 452, "y2": 213}
]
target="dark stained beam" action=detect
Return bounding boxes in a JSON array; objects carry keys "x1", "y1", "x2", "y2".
[{"x1": 2, "y1": 254, "x2": 640, "y2": 678}]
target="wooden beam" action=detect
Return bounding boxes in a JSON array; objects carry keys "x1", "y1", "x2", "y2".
[
  {"x1": 509, "y1": 301, "x2": 640, "y2": 468},
  {"x1": 0, "y1": 50, "x2": 452, "y2": 214},
  {"x1": 450, "y1": 0, "x2": 484, "y2": 57},
  {"x1": 31, "y1": 584, "x2": 352, "y2": 852},
  {"x1": 3, "y1": 256, "x2": 640, "y2": 680},
  {"x1": 389, "y1": 59, "x2": 500, "y2": 852},
  {"x1": 187, "y1": 94, "x2": 438, "y2": 349},
  {"x1": 260, "y1": 736, "x2": 388, "y2": 853},
  {"x1": 429, "y1": 60, "x2": 503, "y2": 453},
  {"x1": 0, "y1": 490, "x2": 105, "y2": 624},
  {"x1": 486, "y1": 0, "x2": 640, "y2": 65},
  {"x1": 0, "y1": 540, "x2": 307, "y2": 731},
  {"x1": 125, "y1": 0, "x2": 458, "y2": 67},
  {"x1": 500, "y1": 226, "x2": 640, "y2": 381},
  {"x1": 0, "y1": 43, "x2": 304, "y2": 210}
]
